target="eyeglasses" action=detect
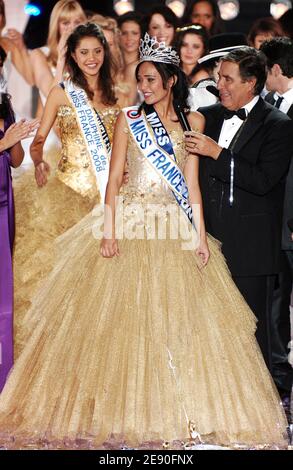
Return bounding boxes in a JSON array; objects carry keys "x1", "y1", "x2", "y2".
[{"x1": 176, "y1": 24, "x2": 204, "y2": 33}]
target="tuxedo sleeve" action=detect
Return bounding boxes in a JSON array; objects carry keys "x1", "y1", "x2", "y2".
[{"x1": 208, "y1": 119, "x2": 293, "y2": 195}]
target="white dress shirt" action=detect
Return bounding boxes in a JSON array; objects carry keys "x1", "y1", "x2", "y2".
[
  {"x1": 218, "y1": 96, "x2": 259, "y2": 148},
  {"x1": 273, "y1": 88, "x2": 293, "y2": 115}
]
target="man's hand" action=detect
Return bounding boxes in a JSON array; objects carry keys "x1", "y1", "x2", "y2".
[{"x1": 184, "y1": 131, "x2": 222, "y2": 160}]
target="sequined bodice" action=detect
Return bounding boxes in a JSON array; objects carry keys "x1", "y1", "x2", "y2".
[
  {"x1": 56, "y1": 105, "x2": 120, "y2": 199},
  {"x1": 123, "y1": 129, "x2": 187, "y2": 205}
]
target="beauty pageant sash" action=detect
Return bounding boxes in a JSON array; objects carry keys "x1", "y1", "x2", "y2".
[
  {"x1": 124, "y1": 105, "x2": 194, "y2": 226},
  {"x1": 64, "y1": 80, "x2": 111, "y2": 201}
]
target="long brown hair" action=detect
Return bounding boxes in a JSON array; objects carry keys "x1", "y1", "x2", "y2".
[
  {"x1": 0, "y1": 0, "x2": 6, "y2": 32},
  {"x1": 65, "y1": 22, "x2": 117, "y2": 105}
]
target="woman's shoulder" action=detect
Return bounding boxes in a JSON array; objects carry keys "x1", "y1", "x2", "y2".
[
  {"x1": 46, "y1": 83, "x2": 69, "y2": 106},
  {"x1": 188, "y1": 110, "x2": 205, "y2": 131}
]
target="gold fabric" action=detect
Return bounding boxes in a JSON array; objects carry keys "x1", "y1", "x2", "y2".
[
  {"x1": 56, "y1": 105, "x2": 119, "y2": 199},
  {"x1": 13, "y1": 105, "x2": 119, "y2": 357},
  {"x1": 2, "y1": 129, "x2": 288, "y2": 449}
]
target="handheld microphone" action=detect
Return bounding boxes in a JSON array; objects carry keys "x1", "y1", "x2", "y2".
[
  {"x1": 206, "y1": 85, "x2": 220, "y2": 98},
  {"x1": 174, "y1": 101, "x2": 191, "y2": 132}
]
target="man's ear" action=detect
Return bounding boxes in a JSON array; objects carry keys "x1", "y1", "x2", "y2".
[
  {"x1": 272, "y1": 63, "x2": 282, "y2": 77},
  {"x1": 246, "y1": 77, "x2": 257, "y2": 93}
]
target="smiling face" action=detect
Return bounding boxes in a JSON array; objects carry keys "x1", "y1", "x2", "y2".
[
  {"x1": 120, "y1": 21, "x2": 141, "y2": 54},
  {"x1": 72, "y1": 36, "x2": 105, "y2": 78},
  {"x1": 148, "y1": 13, "x2": 175, "y2": 46},
  {"x1": 137, "y1": 62, "x2": 172, "y2": 105},
  {"x1": 217, "y1": 60, "x2": 256, "y2": 110},
  {"x1": 180, "y1": 33, "x2": 205, "y2": 67}
]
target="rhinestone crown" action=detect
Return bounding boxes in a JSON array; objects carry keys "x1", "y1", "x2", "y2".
[{"x1": 139, "y1": 33, "x2": 180, "y2": 67}]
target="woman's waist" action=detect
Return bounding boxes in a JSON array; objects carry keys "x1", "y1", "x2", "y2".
[{"x1": 55, "y1": 164, "x2": 98, "y2": 199}]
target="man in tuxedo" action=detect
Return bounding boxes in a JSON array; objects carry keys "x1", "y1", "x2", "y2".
[
  {"x1": 184, "y1": 47, "x2": 293, "y2": 372},
  {"x1": 260, "y1": 37, "x2": 293, "y2": 398}
]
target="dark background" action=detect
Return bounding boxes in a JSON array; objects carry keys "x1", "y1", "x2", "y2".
[{"x1": 24, "y1": 0, "x2": 273, "y2": 48}]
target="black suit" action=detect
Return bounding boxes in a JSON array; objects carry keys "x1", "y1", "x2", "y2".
[
  {"x1": 198, "y1": 98, "x2": 293, "y2": 368},
  {"x1": 265, "y1": 92, "x2": 293, "y2": 393}
]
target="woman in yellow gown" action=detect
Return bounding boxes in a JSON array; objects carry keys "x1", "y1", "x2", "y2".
[
  {"x1": 0, "y1": 35, "x2": 288, "y2": 449},
  {"x1": 13, "y1": 23, "x2": 121, "y2": 356}
]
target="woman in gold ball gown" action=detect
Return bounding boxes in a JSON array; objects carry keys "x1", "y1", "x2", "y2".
[
  {"x1": 0, "y1": 35, "x2": 288, "y2": 449},
  {"x1": 13, "y1": 23, "x2": 122, "y2": 357}
]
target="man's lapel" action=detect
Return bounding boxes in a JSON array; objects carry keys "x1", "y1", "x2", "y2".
[
  {"x1": 232, "y1": 98, "x2": 269, "y2": 154},
  {"x1": 205, "y1": 105, "x2": 225, "y2": 142},
  {"x1": 287, "y1": 104, "x2": 293, "y2": 119}
]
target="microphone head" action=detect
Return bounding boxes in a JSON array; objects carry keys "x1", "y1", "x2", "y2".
[{"x1": 206, "y1": 85, "x2": 220, "y2": 98}]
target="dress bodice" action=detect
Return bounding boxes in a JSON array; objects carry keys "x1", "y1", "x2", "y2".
[
  {"x1": 123, "y1": 129, "x2": 188, "y2": 205},
  {"x1": 56, "y1": 105, "x2": 120, "y2": 199}
]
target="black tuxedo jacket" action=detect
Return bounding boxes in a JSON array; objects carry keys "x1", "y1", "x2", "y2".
[
  {"x1": 198, "y1": 98, "x2": 293, "y2": 276},
  {"x1": 265, "y1": 92, "x2": 293, "y2": 250}
]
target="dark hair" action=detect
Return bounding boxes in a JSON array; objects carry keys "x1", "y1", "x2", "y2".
[
  {"x1": 221, "y1": 47, "x2": 267, "y2": 95},
  {"x1": 0, "y1": 0, "x2": 5, "y2": 30},
  {"x1": 248, "y1": 17, "x2": 284, "y2": 47},
  {"x1": 117, "y1": 11, "x2": 142, "y2": 31},
  {"x1": 135, "y1": 61, "x2": 190, "y2": 113},
  {"x1": 279, "y1": 9, "x2": 293, "y2": 40},
  {"x1": 260, "y1": 37, "x2": 293, "y2": 79},
  {"x1": 182, "y1": 0, "x2": 223, "y2": 36},
  {"x1": 0, "y1": 44, "x2": 7, "y2": 67},
  {"x1": 65, "y1": 22, "x2": 117, "y2": 105},
  {"x1": 143, "y1": 5, "x2": 178, "y2": 37},
  {"x1": 174, "y1": 24, "x2": 209, "y2": 84},
  {"x1": 0, "y1": 93, "x2": 15, "y2": 122}
]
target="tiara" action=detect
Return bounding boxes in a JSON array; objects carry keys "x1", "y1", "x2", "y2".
[
  {"x1": 176, "y1": 24, "x2": 204, "y2": 33},
  {"x1": 139, "y1": 33, "x2": 180, "y2": 67}
]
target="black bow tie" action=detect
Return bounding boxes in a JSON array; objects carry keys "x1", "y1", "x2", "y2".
[{"x1": 223, "y1": 108, "x2": 247, "y2": 121}]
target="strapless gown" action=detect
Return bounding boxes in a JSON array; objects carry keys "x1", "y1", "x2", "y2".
[{"x1": 12, "y1": 105, "x2": 119, "y2": 357}]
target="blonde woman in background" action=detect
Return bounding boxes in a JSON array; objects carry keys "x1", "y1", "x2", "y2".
[{"x1": 30, "y1": 0, "x2": 86, "y2": 102}]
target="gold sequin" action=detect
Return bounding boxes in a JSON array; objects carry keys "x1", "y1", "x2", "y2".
[{"x1": 56, "y1": 105, "x2": 120, "y2": 199}]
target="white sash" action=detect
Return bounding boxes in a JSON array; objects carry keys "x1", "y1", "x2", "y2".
[
  {"x1": 124, "y1": 106, "x2": 194, "y2": 226},
  {"x1": 64, "y1": 80, "x2": 111, "y2": 201}
]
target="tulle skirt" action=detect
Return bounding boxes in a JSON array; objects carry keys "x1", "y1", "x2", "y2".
[
  {"x1": 0, "y1": 209, "x2": 288, "y2": 449},
  {"x1": 12, "y1": 154, "x2": 97, "y2": 358}
]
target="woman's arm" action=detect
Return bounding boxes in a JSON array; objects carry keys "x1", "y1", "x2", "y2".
[
  {"x1": 30, "y1": 85, "x2": 64, "y2": 185},
  {"x1": 100, "y1": 111, "x2": 128, "y2": 258},
  {"x1": 9, "y1": 142, "x2": 24, "y2": 168},
  {"x1": 0, "y1": 119, "x2": 39, "y2": 167},
  {"x1": 184, "y1": 111, "x2": 209, "y2": 265},
  {"x1": 30, "y1": 49, "x2": 55, "y2": 99},
  {"x1": 0, "y1": 36, "x2": 34, "y2": 86}
]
